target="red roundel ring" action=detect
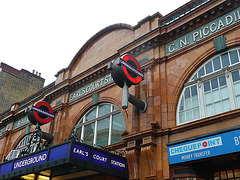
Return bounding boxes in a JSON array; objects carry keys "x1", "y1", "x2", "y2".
[
  {"x1": 121, "y1": 54, "x2": 143, "y2": 84},
  {"x1": 33, "y1": 101, "x2": 53, "y2": 124}
]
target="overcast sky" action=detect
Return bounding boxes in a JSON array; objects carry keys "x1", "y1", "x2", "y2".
[{"x1": 0, "y1": 0, "x2": 189, "y2": 86}]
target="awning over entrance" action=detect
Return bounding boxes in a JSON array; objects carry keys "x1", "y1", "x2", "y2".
[{"x1": 0, "y1": 140, "x2": 128, "y2": 180}]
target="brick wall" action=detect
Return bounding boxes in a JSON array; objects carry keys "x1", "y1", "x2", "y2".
[{"x1": 0, "y1": 63, "x2": 45, "y2": 113}]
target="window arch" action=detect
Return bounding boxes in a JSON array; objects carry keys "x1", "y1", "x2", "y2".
[
  {"x1": 72, "y1": 103, "x2": 125, "y2": 147},
  {"x1": 177, "y1": 47, "x2": 240, "y2": 125},
  {"x1": 6, "y1": 134, "x2": 39, "y2": 161}
]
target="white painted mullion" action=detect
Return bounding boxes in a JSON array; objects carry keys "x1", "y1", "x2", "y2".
[
  {"x1": 93, "y1": 106, "x2": 99, "y2": 146},
  {"x1": 93, "y1": 121, "x2": 98, "y2": 146},
  {"x1": 108, "y1": 115, "x2": 113, "y2": 145},
  {"x1": 108, "y1": 104, "x2": 114, "y2": 145},
  {"x1": 81, "y1": 116, "x2": 86, "y2": 141},
  {"x1": 198, "y1": 81, "x2": 206, "y2": 118},
  {"x1": 226, "y1": 70, "x2": 236, "y2": 110}
]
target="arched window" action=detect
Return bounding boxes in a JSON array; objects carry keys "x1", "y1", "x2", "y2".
[
  {"x1": 6, "y1": 134, "x2": 39, "y2": 161},
  {"x1": 177, "y1": 47, "x2": 240, "y2": 125},
  {"x1": 72, "y1": 103, "x2": 125, "y2": 147}
]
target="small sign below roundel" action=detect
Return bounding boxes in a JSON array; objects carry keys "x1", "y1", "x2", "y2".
[{"x1": 27, "y1": 101, "x2": 55, "y2": 125}]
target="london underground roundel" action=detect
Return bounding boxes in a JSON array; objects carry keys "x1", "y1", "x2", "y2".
[
  {"x1": 121, "y1": 54, "x2": 143, "y2": 84},
  {"x1": 110, "y1": 54, "x2": 144, "y2": 88},
  {"x1": 27, "y1": 101, "x2": 55, "y2": 125}
]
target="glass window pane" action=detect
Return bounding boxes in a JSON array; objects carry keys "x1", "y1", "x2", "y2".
[
  {"x1": 113, "y1": 105, "x2": 118, "y2": 111},
  {"x1": 192, "y1": 96, "x2": 199, "y2": 108},
  {"x1": 222, "y1": 99, "x2": 230, "y2": 112},
  {"x1": 186, "y1": 110, "x2": 193, "y2": 121},
  {"x1": 84, "y1": 123, "x2": 95, "y2": 145},
  {"x1": 185, "y1": 99, "x2": 191, "y2": 110},
  {"x1": 192, "y1": 73, "x2": 197, "y2": 80},
  {"x1": 193, "y1": 108, "x2": 200, "y2": 119},
  {"x1": 220, "y1": 87, "x2": 229, "y2": 99},
  {"x1": 86, "y1": 108, "x2": 97, "y2": 121},
  {"x1": 234, "y1": 82, "x2": 240, "y2": 95},
  {"x1": 75, "y1": 127, "x2": 82, "y2": 140},
  {"x1": 206, "y1": 104, "x2": 214, "y2": 116},
  {"x1": 191, "y1": 85, "x2": 197, "y2": 96},
  {"x1": 213, "y1": 89, "x2": 220, "y2": 102},
  {"x1": 96, "y1": 117, "x2": 110, "y2": 147},
  {"x1": 205, "y1": 61, "x2": 213, "y2": 74},
  {"x1": 221, "y1": 53, "x2": 230, "y2": 67},
  {"x1": 213, "y1": 56, "x2": 221, "y2": 71},
  {"x1": 73, "y1": 103, "x2": 125, "y2": 146},
  {"x1": 98, "y1": 104, "x2": 111, "y2": 117},
  {"x1": 219, "y1": 75, "x2": 226, "y2": 87},
  {"x1": 220, "y1": 171, "x2": 227, "y2": 179},
  {"x1": 205, "y1": 92, "x2": 212, "y2": 104},
  {"x1": 232, "y1": 70, "x2": 240, "y2": 82},
  {"x1": 230, "y1": 50, "x2": 239, "y2": 64},
  {"x1": 112, "y1": 113, "x2": 125, "y2": 144},
  {"x1": 184, "y1": 87, "x2": 190, "y2": 98},
  {"x1": 214, "y1": 101, "x2": 222, "y2": 114},
  {"x1": 179, "y1": 112, "x2": 185, "y2": 124},
  {"x1": 235, "y1": 169, "x2": 240, "y2": 178},
  {"x1": 236, "y1": 95, "x2": 240, "y2": 108},
  {"x1": 77, "y1": 118, "x2": 84, "y2": 125},
  {"x1": 198, "y1": 67, "x2": 205, "y2": 77},
  {"x1": 214, "y1": 172, "x2": 220, "y2": 180},
  {"x1": 227, "y1": 170, "x2": 234, "y2": 179},
  {"x1": 178, "y1": 48, "x2": 240, "y2": 125},
  {"x1": 180, "y1": 99, "x2": 184, "y2": 111},
  {"x1": 211, "y1": 78, "x2": 219, "y2": 89},
  {"x1": 204, "y1": 81, "x2": 210, "y2": 92}
]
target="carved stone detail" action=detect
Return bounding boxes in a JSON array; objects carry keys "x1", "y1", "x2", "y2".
[
  {"x1": 126, "y1": 149, "x2": 140, "y2": 180},
  {"x1": 141, "y1": 136, "x2": 157, "y2": 179},
  {"x1": 141, "y1": 144, "x2": 156, "y2": 179}
]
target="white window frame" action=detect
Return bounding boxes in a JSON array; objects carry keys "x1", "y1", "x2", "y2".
[
  {"x1": 177, "y1": 47, "x2": 240, "y2": 125},
  {"x1": 73, "y1": 103, "x2": 125, "y2": 146}
]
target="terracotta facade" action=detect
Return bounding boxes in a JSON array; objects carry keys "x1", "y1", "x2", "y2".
[{"x1": 0, "y1": 0, "x2": 240, "y2": 179}]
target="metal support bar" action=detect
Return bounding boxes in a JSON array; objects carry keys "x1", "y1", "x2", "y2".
[
  {"x1": 122, "y1": 81, "x2": 129, "y2": 109},
  {"x1": 128, "y1": 94, "x2": 147, "y2": 112}
]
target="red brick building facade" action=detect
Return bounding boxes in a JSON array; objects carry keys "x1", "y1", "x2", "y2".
[{"x1": 0, "y1": 0, "x2": 240, "y2": 179}]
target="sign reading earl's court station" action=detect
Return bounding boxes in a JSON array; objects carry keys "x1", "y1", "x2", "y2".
[{"x1": 0, "y1": 140, "x2": 128, "y2": 179}]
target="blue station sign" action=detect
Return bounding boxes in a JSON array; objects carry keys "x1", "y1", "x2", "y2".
[
  {"x1": 168, "y1": 128, "x2": 240, "y2": 165},
  {"x1": 0, "y1": 140, "x2": 128, "y2": 179},
  {"x1": 13, "y1": 150, "x2": 48, "y2": 171}
]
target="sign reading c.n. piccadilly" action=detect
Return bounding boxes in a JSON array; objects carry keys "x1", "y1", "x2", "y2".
[{"x1": 165, "y1": 8, "x2": 240, "y2": 56}]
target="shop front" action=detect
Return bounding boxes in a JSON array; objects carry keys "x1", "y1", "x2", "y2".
[
  {"x1": 168, "y1": 127, "x2": 240, "y2": 179},
  {"x1": 1, "y1": 0, "x2": 240, "y2": 179}
]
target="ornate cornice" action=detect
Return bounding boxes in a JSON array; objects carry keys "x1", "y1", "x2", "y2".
[{"x1": 161, "y1": 0, "x2": 240, "y2": 44}]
